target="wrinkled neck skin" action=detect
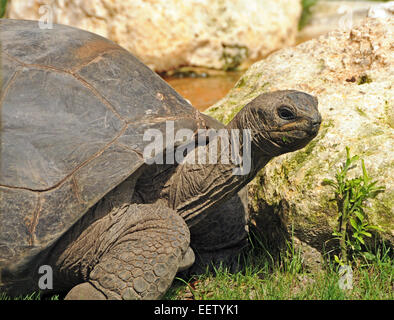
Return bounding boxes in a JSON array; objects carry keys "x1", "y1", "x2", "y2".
[{"x1": 165, "y1": 106, "x2": 279, "y2": 227}]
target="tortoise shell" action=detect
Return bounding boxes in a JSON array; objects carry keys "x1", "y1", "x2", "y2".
[{"x1": 0, "y1": 19, "x2": 211, "y2": 268}]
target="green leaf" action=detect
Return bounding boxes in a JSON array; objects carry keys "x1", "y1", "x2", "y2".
[
  {"x1": 355, "y1": 211, "x2": 364, "y2": 222},
  {"x1": 368, "y1": 181, "x2": 378, "y2": 188},
  {"x1": 360, "y1": 231, "x2": 372, "y2": 238},
  {"x1": 362, "y1": 252, "x2": 376, "y2": 261},
  {"x1": 332, "y1": 231, "x2": 342, "y2": 239},
  {"x1": 345, "y1": 147, "x2": 351, "y2": 161},
  {"x1": 366, "y1": 225, "x2": 383, "y2": 232},
  {"x1": 353, "y1": 234, "x2": 365, "y2": 245},
  {"x1": 322, "y1": 179, "x2": 336, "y2": 187},
  {"x1": 362, "y1": 159, "x2": 370, "y2": 183},
  {"x1": 349, "y1": 217, "x2": 358, "y2": 230},
  {"x1": 334, "y1": 255, "x2": 344, "y2": 266},
  {"x1": 351, "y1": 155, "x2": 359, "y2": 163}
]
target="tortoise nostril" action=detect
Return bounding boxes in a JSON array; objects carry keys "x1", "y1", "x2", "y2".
[
  {"x1": 310, "y1": 119, "x2": 321, "y2": 133},
  {"x1": 312, "y1": 121, "x2": 320, "y2": 127},
  {"x1": 312, "y1": 116, "x2": 322, "y2": 128}
]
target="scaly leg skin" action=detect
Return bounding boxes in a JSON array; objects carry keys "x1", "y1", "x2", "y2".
[{"x1": 64, "y1": 203, "x2": 193, "y2": 300}]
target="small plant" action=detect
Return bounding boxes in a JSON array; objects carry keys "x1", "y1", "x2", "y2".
[
  {"x1": 0, "y1": 0, "x2": 7, "y2": 18},
  {"x1": 324, "y1": 147, "x2": 385, "y2": 266},
  {"x1": 280, "y1": 229, "x2": 304, "y2": 275},
  {"x1": 299, "y1": 0, "x2": 319, "y2": 30}
]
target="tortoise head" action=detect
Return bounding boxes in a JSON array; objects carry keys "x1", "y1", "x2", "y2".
[
  {"x1": 232, "y1": 90, "x2": 321, "y2": 157},
  {"x1": 168, "y1": 90, "x2": 321, "y2": 224}
]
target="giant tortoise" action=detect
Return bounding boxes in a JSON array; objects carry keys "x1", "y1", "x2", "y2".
[{"x1": 0, "y1": 19, "x2": 321, "y2": 299}]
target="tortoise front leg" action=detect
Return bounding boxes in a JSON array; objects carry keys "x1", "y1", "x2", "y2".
[{"x1": 63, "y1": 204, "x2": 193, "y2": 300}]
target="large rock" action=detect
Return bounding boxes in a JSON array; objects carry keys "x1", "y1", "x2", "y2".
[
  {"x1": 206, "y1": 17, "x2": 394, "y2": 252},
  {"x1": 6, "y1": 0, "x2": 302, "y2": 72},
  {"x1": 298, "y1": 1, "x2": 394, "y2": 43}
]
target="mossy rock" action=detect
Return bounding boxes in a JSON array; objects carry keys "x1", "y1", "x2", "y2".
[{"x1": 205, "y1": 17, "x2": 394, "y2": 252}]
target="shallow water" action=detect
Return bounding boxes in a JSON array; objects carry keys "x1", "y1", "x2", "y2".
[
  {"x1": 164, "y1": 71, "x2": 242, "y2": 112},
  {"x1": 162, "y1": 34, "x2": 313, "y2": 112}
]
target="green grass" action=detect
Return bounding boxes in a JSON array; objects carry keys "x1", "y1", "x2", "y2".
[
  {"x1": 0, "y1": 291, "x2": 59, "y2": 300},
  {"x1": 164, "y1": 237, "x2": 393, "y2": 300},
  {"x1": 2, "y1": 237, "x2": 391, "y2": 300}
]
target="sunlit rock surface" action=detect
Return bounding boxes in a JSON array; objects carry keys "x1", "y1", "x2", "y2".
[
  {"x1": 206, "y1": 17, "x2": 394, "y2": 250},
  {"x1": 7, "y1": 0, "x2": 301, "y2": 72}
]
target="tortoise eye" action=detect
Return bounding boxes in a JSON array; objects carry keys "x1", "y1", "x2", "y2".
[{"x1": 278, "y1": 106, "x2": 296, "y2": 120}]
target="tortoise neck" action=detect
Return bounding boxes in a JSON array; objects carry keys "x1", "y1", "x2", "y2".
[{"x1": 165, "y1": 113, "x2": 272, "y2": 226}]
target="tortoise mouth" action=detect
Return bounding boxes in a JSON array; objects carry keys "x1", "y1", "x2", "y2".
[
  {"x1": 270, "y1": 118, "x2": 321, "y2": 142},
  {"x1": 269, "y1": 128, "x2": 316, "y2": 150}
]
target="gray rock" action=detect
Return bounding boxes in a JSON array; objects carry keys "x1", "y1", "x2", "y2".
[
  {"x1": 206, "y1": 17, "x2": 394, "y2": 254},
  {"x1": 6, "y1": 0, "x2": 302, "y2": 72}
]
